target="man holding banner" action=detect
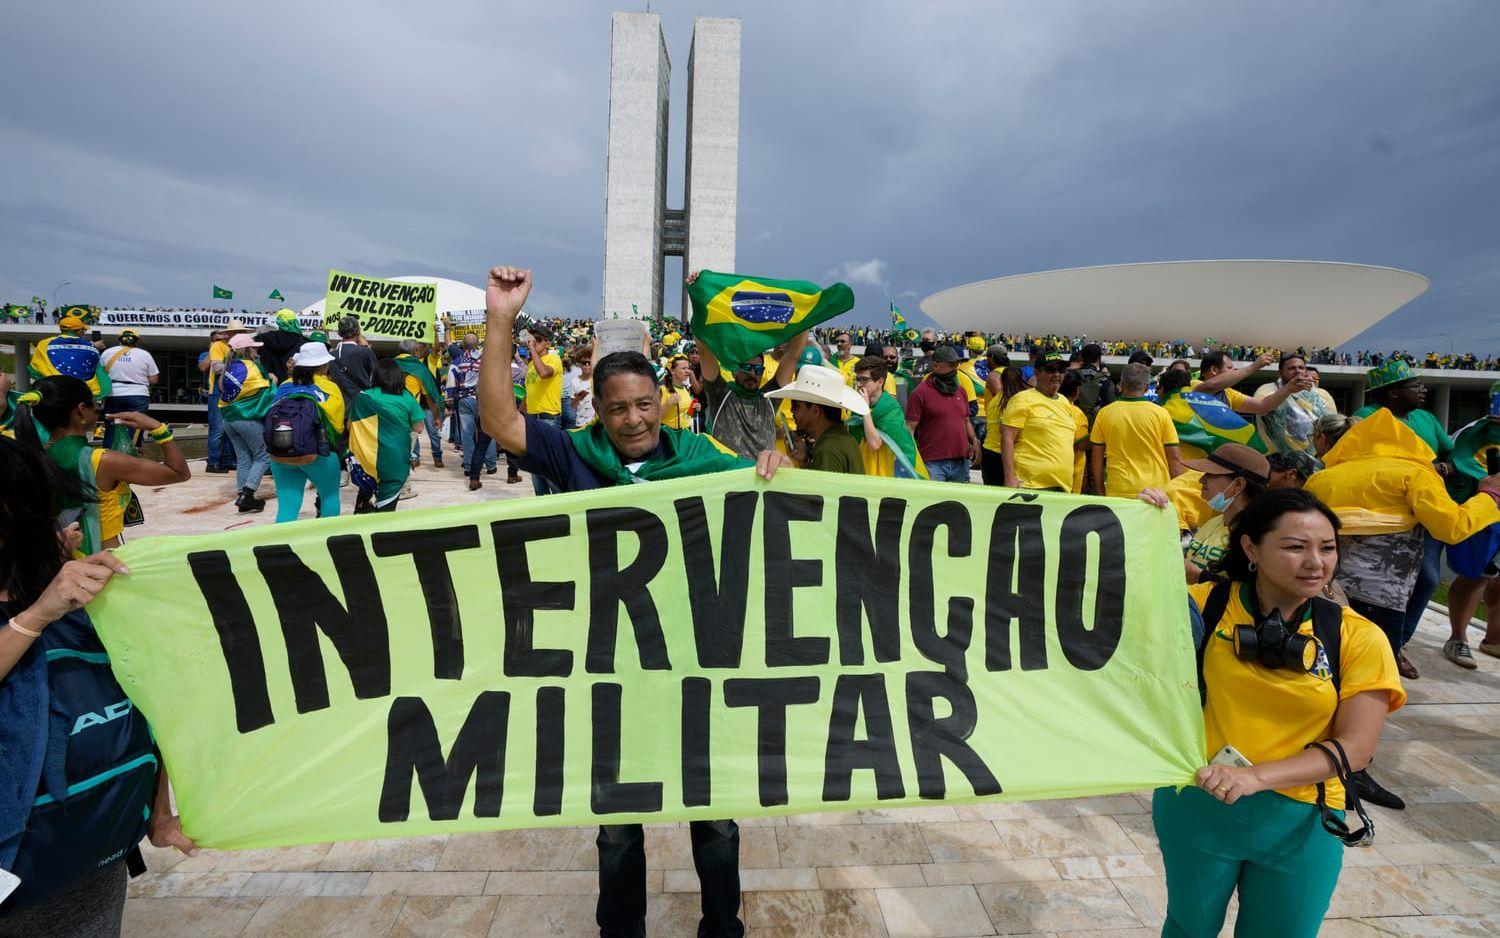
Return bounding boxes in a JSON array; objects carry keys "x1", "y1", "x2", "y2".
[{"x1": 479, "y1": 265, "x2": 794, "y2": 938}]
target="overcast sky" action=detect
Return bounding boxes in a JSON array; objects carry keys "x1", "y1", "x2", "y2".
[{"x1": 4, "y1": 1, "x2": 1497, "y2": 351}]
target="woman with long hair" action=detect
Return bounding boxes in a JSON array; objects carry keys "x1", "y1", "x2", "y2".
[
  {"x1": 1154, "y1": 489, "x2": 1405, "y2": 936},
  {"x1": 0, "y1": 435, "x2": 195, "y2": 934},
  {"x1": 660, "y1": 355, "x2": 696, "y2": 432},
  {"x1": 12, "y1": 376, "x2": 189, "y2": 553},
  {"x1": 979, "y1": 365, "x2": 1028, "y2": 485}
]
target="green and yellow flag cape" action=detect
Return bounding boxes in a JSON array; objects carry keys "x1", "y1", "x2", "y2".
[
  {"x1": 348, "y1": 391, "x2": 418, "y2": 486},
  {"x1": 848, "y1": 391, "x2": 928, "y2": 479},
  {"x1": 395, "y1": 354, "x2": 444, "y2": 417},
  {"x1": 686, "y1": 270, "x2": 855, "y2": 371},
  {"x1": 1449, "y1": 415, "x2": 1500, "y2": 501},
  {"x1": 216, "y1": 360, "x2": 274, "y2": 422},
  {"x1": 30, "y1": 335, "x2": 112, "y2": 400},
  {"x1": 566, "y1": 422, "x2": 748, "y2": 485}
]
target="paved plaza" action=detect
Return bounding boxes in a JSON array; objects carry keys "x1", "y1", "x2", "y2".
[{"x1": 117, "y1": 459, "x2": 1500, "y2": 936}]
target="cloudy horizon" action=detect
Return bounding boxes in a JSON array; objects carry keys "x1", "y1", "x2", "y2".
[{"x1": 4, "y1": 1, "x2": 1497, "y2": 352}]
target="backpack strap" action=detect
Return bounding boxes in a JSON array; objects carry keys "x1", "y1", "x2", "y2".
[
  {"x1": 1309, "y1": 596, "x2": 1343, "y2": 695},
  {"x1": 1195, "y1": 581, "x2": 1232, "y2": 706}
]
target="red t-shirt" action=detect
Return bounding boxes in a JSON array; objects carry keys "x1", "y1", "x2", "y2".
[{"x1": 905, "y1": 378, "x2": 971, "y2": 461}]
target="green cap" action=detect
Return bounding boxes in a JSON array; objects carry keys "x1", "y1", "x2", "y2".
[{"x1": 1366, "y1": 359, "x2": 1417, "y2": 391}]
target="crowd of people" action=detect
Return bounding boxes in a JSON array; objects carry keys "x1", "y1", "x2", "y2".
[{"x1": 3, "y1": 267, "x2": 1500, "y2": 937}]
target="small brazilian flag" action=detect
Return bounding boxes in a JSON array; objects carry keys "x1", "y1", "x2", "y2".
[
  {"x1": 891, "y1": 302, "x2": 906, "y2": 330},
  {"x1": 212, "y1": 285, "x2": 233, "y2": 299},
  {"x1": 268, "y1": 288, "x2": 285, "y2": 301},
  {"x1": 686, "y1": 270, "x2": 855, "y2": 371}
]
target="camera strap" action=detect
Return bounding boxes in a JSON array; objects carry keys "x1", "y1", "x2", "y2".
[{"x1": 1305, "y1": 738, "x2": 1374, "y2": 847}]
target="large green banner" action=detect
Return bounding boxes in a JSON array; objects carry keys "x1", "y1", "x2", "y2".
[{"x1": 90, "y1": 471, "x2": 1203, "y2": 850}]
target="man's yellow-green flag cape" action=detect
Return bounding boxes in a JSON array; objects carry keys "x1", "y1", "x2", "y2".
[{"x1": 686, "y1": 270, "x2": 855, "y2": 371}]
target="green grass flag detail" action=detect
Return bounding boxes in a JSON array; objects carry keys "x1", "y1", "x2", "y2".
[
  {"x1": 687, "y1": 270, "x2": 855, "y2": 371},
  {"x1": 89, "y1": 472, "x2": 1204, "y2": 849}
]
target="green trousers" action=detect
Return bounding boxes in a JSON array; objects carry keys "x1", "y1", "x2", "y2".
[{"x1": 1152, "y1": 786, "x2": 1345, "y2": 937}]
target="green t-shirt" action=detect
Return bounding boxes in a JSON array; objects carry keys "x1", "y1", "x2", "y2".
[
  {"x1": 1353, "y1": 405, "x2": 1453, "y2": 460},
  {"x1": 809, "y1": 423, "x2": 866, "y2": 475}
]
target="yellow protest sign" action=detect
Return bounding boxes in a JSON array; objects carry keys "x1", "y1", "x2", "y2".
[
  {"x1": 324, "y1": 270, "x2": 436, "y2": 343},
  {"x1": 90, "y1": 471, "x2": 1203, "y2": 849}
]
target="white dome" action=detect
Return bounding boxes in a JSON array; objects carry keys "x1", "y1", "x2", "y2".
[
  {"x1": 920, "y1": 260, "x2": 1429, "y2": 349},
  {"x1": 301, "y1": 276, "x2": 486, "y2": 317}
]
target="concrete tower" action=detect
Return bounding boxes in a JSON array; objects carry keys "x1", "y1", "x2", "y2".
[
  {"x1": 603, "y1": 12, "x2": 740, "y2": 319},
  {"x1": 683, "y1": 17, "x2": 741, "y2": 311},
  {"x1": 602, "y1": 12, "x2": 671, "y2": 320}
]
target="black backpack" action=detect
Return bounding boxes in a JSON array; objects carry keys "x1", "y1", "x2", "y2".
[
  {"x1": 1194, "y1": 582, "x2": 1343, "y2": 706},
  {"x1": 264, "y1": 389, "x2": 328, "y2": 460}
]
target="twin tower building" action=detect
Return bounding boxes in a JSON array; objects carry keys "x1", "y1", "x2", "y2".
[{"x1": 603, "y1": 12, "x2": 740, "y2": 320}]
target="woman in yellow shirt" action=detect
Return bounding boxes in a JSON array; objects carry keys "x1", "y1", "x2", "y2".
[
  {"x1": 12, "y1": 376, "x2": 190, "y2": 553},
  {"x1": 1155, "y1": 489, "x2": 1404, "y2": 937},
  {"x1": 659, "y1": 355, "x2": 696, "y2": 431},
  {"x1": 979, "y1": 365, "x2": 1026, "y2": 485}
]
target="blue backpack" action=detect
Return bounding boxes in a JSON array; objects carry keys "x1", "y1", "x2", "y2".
[
  {"x1": 264, "y1": 387, "x2": 328, "y2": 460},
  {"x1": 0, "y1": 609, "x2": 157, "y2": 909}
]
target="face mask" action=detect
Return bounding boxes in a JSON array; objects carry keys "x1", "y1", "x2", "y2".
[
  {"x1": 931, "y1": 372, "x2": 958, "y2": 394},
  {"x1": 1206, "y1": 485, "x2": 1238, "y2": 515}
]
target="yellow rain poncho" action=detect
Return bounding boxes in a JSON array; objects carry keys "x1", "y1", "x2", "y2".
[{"x1": 1305, "y1": 409, "x2": 1500, "y2": 542}]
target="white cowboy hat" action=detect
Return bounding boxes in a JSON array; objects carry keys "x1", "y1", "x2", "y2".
[
  {"x1": 765, "y1": 364, "x2": 870, "y2": 416},
  {"x1": 224, "y1": 318, "x2": 251, "y2": 333}
]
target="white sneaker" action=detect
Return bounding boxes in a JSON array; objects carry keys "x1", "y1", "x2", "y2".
[
  {"x1": 1444, "y1": 640, "x2": 1478, "y2": 670},
  {"x1": 398, "y1": 482, "x2": 418, "y2": 501}
]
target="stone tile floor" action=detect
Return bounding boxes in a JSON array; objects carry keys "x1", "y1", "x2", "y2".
[{"x1": 116, "y1": 458, "x2": 1500, "y2": 935}]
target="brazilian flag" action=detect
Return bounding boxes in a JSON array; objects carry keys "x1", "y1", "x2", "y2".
[
  {"x1": 57, "y1": 304, "x2": 100, "y2": 324},
  {"x1": 30, "y1": 335, "x2": 111, "y2": 400},
  {"x1": 394, "y1": 353, "x2": 444, "y2": 418},
  {"x1": 213, "y1": 285, "x2": 233, "y2": 300},
  {"x1": 848, "y1": 392, "x2": 928, "y2": 479},
  {"x1": 1161, "y1": 390, "x2": 1265, "y2": 459},
  {"x1": 890, "y1": 303, "x2": 906, "y2": 330},
  {"x1": 3, "y1": 303, "x2": 30, "y2": 321},
  {"x1": 1449, "y1": 415, "x2": 1500, "y2": 500},
  {"x1": 348, "y1": 389, "x2": 423, "y2": 500},
  {"x1": 217, "y1": 360, "x2": 274, "y2": 421},
  {"x1": 686, "y1": 270, "x2": 855, "y2": 371}
]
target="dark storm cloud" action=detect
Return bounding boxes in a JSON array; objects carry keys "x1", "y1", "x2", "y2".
[{"x1": 3, "y1": 0, "x2": 1497, "y2": 350}]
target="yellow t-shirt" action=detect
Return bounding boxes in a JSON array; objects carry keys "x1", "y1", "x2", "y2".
[
  {"x1": 1089, "y1": 398, "x2": 1180, "y2": 499},
  {"x1": 661, "y1": 385, "x2": 695, "y2": 430},
  {"x1": 1070, "y1": 403, "x2": 1089, "y2": 493},
  {"x1": 1188, "y1": 581, "x2": 1405, "y2": 810},
  {"x1": 1167, "y1": 469, "x2": 1211, "y2": 531},
  {"x1": 836, "y1": 356, "x2": 859, "y2": 386},
  {"x1": 1184, "y1": 512, "x2": 1229, "y2": 572},
  {"x1": 982, "y1": 394, "x2": 1005, "y2": 455},
  {"x1": 1000, "y1": 389, "x2": 1080, "y2": 491},
  {"x1": 525, "y1": 352, "x2": 564, "y2": 416},
  {"x1": 208, "y1": 340, "x2": 230, "y2": 393}
]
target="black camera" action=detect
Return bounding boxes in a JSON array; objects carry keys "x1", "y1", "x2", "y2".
[{"x1": 1233, "y1": 607, "x2": 1317, "y2": 672}]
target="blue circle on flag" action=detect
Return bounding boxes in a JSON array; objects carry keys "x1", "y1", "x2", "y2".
[{"x1": 730, "y1": 291, "x2": 795, "y2": 325}]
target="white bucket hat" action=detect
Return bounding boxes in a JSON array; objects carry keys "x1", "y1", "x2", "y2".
[
  {"x1": 293, "y1": 341, "x2": 334, "y2": 367},
  {"x1": 764, "y1": 364, "x2": 869, "y2": 416}
]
